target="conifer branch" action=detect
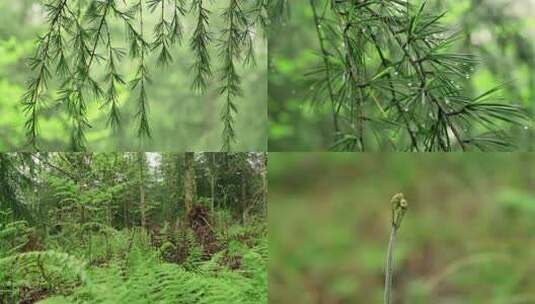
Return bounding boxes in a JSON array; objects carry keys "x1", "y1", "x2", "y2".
[
  {"x1": 148, "y1": 0, "x2": 173, "y2": 66},
  {"x1": 67, "y1": 0, "x2": 114, "y2": 151},
  {"x1": 219, "y1": 0, "x2": 246, "y2": 152},
  {"x1": 310, "y1": 0, "x2": 339, "y2": 136},
  {"x1": 104, "y1": 17, "x2": 125, "y2": 130},
  {"x1": 169, "y1": 0, "x2": 186, "y2": 44},
  {"x1": 21, "y1": 0, "x2": 265, "y2": 150},
  {"x1": 22, "y1": 0, "x2": 69, "y2": 150},
  {"x1": 190, "y1": 0, "x2": 212, "y2": 93},
  {"x1": 307, "y1": 0, "x2": 531, "y2": 151},
  {"x1": 131, "y1": 0, "x2": 152, "y2": 140}
]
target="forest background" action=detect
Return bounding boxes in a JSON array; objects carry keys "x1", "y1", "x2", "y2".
[{"x1": 1, "y1": 152, "x2": 267, "y2": 303}]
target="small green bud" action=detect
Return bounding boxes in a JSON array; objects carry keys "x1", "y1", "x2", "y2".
[
  {"x1": 390, "y1": 193, "x2": 405, "y2": 206},
  {"x1": 391, "y1": 193, "x2": 408, "y2": 229}
]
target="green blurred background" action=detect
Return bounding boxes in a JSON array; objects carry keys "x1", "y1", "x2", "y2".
[
  {"x1": 0, "y1": 0, "x2": 267, "y2": 151},
  {"x1": 269, "y1": 153, "x2": 535, "y2": 303},
  {"x1": 269, "y1": 0, "x2": 535, "y2": 151}
]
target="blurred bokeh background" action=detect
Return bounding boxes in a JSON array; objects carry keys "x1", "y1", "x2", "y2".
[
  {"x1": 269, "y1": 153, "x2": 535, "y2": 303},
  {"x1": 269, "y1": 0, "x2": 535, "y2": 151},
  {"x1": 0, "y1": 0, "x2": 267, "y2": 151}
]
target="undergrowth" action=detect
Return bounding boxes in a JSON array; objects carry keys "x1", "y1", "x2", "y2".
[{"x1": 0, "y1": 214, "x2": 267, "y2": 304}]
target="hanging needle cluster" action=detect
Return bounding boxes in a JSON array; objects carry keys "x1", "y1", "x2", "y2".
[
  {"x1": 304, "y1": 0, "x2": 531, "y2": 151},
  {"x1": 22, "y1": 0, "x2": 268, "y2": 151}
]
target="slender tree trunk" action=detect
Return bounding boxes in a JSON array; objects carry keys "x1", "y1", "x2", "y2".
[
  {"x1": 138, "y1": 152, "x2": 146, "y2": 229},
  {"x1": 107, "y1": 202, "x2": 112, "y2": 227},
  {"x1": 261, "y1": 154, "x2": 267, "y2": 216},
  {"x1": 184, "y1": 152, "x2": 196, "y2": 214},
  {"x1": 241, "y1": 172, "x2": 247, "y2": 223},
  {"x1": 210, "y1": 153, "x2": 216, "y2": 213},
  {"x1": 123, "y1": 200, "x2": 128, "y2": 228}
]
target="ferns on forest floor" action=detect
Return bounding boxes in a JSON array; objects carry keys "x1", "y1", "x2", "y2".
[
  {"x1": 0, "y1": 226, "x2": 267, "y2": 304},
  {"x1": 0, "y1": 152, "x2": 268, "y2": 303}
]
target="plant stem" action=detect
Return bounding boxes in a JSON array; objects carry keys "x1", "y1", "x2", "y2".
[
  {"x1": 384, "y1": 193, "x2": 408, "y2": 304},
  {"x1": 384, "y1": 221, "x2": 397, "y2": 304}
]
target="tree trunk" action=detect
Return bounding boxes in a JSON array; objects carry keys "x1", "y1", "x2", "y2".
[
  {"x1": 261, "y1": 154, "x2": 267, "y2": 216},
  {"x1": 184, "y1": 152, "x2": 196, "y2": 214},
  {"x1": 107, "y1": 201, "x2": 112, "y2": 227},
  {"x1": 123, "y1": 200, "x2": 129, "y2": 228},
  {"x1": 210, "y1": 153, "x2": 216, "y2": 213},
  {"x1": 138, "y1": 152, "x2": 146, "y2": 229},
  {"x1": 241, "y1": 172, "x2": 247, "y2": 223}
]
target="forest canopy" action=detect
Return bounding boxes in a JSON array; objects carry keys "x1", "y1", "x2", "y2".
[{"x1": 0, "y1": 152, "x2": 267, "y2": 303}]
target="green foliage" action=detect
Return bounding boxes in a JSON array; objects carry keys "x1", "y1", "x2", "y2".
[
  {"x1": 4, "y1": 0, "x2": 267, "y2": 151},
  {"x1": 269, "y1": 0, "x2": 535, "y2": 151},
  {"x1": 0, "y1": 211, "x2": 31, "y2": 257},
  {"x1": 0, "y1": 152, "x2": 267, "y2": 303},
  {"x1": 0, "y1": 227, "x2": 267, "y2": 304}
]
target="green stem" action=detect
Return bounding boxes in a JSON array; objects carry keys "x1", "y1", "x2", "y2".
[
  {"x1": 384, "y1": 193, "x2": 408, "y2": 304},
  {"x1": 384, "y1": 225, "x2": 397, "y2": 304}
]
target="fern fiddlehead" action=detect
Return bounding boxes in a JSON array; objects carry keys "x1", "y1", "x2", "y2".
[{"x1": 384, "y1": 193, "x2": 408, "y2": 304}]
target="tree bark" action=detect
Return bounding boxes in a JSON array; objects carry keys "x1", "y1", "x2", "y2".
[
  {"x1": 210, "y1": 153, "x2": 216, "y2": 213},
  {"x1": 138, "y1": 152, "x2": 146, "y2": 229},
  {"x1": 184, "y1": 152, "x2": 196, "y2": 214}
]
